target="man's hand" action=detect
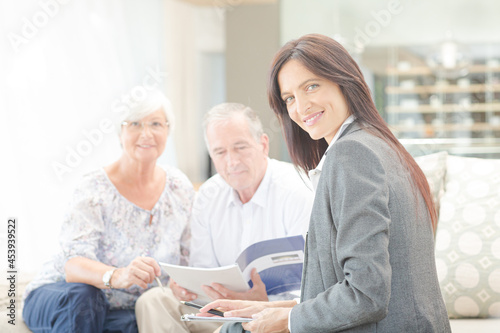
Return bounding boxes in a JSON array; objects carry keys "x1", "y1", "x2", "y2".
[
  {"x1": 202, "y1": 268, "x2": 268, "y2": 301},
  {"x1": 169, "y1": 279, "x2": 198, "y2": 301}
]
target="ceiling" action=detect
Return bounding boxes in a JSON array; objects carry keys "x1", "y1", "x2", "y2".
[{"x1": 179, "y1": 0, "x2": 276, "y2": 6}]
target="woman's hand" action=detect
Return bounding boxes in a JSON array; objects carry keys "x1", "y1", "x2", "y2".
[
  {"x1": 242, "y1": 307, "x2": 291, "y2": 333},
  {"x1": 169, "y1": 278, "x2": 197, "y2": 301},
  {"x1": 64, "y1": 256, "x2": 161, "y2": 289},
  {"x1": 111, "y1": 256, "x2": 161, "y2": 289},
  {"x1": 199, "y1": 299, "x2": 296, "y2": 332},
  {"x1": 201, "y1": 268, "x2": 269, "y2": 301},
  {"x1": 199, "y1": 299, "x2": 271, "y2": 318}
]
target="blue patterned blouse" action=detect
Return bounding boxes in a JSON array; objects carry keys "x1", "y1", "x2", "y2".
[{"x1": 24, "y1": 165, "x2": 194, "y2": 309}]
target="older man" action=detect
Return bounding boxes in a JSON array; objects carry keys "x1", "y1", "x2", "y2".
[{"x1": 135, "y1": 103, "x2": 313, "y2": 333}]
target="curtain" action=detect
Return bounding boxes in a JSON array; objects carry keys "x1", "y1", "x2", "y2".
[{"x1": 0, "y1": 0, "x2": 175, "y2": 273}]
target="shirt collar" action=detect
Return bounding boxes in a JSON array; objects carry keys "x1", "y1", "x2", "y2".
[
  {"x1": 308, "y1": 115, "x2": 356, "y2": 176},
  {"x1": 227, "y1": 158, "x2": 271, "y2": 208}
]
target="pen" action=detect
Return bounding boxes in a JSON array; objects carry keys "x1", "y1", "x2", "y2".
[
  {"x1": 180, "y1": 301, "x2": 225, "y2": 317},
  {"x1": 155, "y1": 276, "x2": 166, "y2": 293},
  {"x1": 141, "y1": 253, "x2": 165, "y2": 293}
]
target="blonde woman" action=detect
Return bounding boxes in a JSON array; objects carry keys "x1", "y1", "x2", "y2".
[{"x1": 23, "y1": 90, "x2": 193, "y2": 332}]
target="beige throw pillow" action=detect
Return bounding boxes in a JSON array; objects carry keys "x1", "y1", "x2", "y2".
[
  {"x1": 434, "y1": 155, "x2": 500, "y2": 318},
  {"x1": 414, "y1": 151, "x2": 448, "y2": 216}
]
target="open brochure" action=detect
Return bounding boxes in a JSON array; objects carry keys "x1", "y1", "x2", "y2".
[
  {"x1": 160, "y1": 235, "x2": 305, "y2": 305},
  {"x1": 159, "y1": 263, "x2": 248, "y2": 304}
]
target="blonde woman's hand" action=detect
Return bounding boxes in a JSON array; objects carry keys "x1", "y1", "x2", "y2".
[{"x1": 111, "y1": 256, "x2": 160, "y2": 289}]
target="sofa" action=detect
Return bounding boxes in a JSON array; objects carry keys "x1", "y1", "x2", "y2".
[
  {"x1": 2, "y1": 152, "x2": 500, "y2": 332},
  {"x1": 415, "y1": 152, "x2": 500, "y2": 332}
]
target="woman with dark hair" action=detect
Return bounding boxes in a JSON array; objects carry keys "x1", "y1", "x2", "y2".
[{"x1": 200, "y1": 34, "x2": 451, "y2": 333}]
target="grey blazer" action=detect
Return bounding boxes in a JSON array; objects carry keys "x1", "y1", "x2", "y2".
[{"x1": 290, "y1": 122, "x2": 451, "y2": 332}]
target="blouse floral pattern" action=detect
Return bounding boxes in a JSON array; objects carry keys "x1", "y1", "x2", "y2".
[{"x1": 24, "y1": 165, "x2": 194, "y2": 309}]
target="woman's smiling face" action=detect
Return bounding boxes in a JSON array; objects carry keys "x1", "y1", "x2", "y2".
[
  {"x1": 120, "y1": 109, "x2": 169, "y2": 163},
  {"x1": 278, "y1": 59, "x2": 350, "y2": 144}
]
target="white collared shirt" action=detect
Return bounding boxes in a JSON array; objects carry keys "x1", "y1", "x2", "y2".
[
  {"x1": 189, "y1": 158, "x2": 314, "y2": 269},
  {"x1": 308, "y1": 115, "x2": 356, "y2": 192}
]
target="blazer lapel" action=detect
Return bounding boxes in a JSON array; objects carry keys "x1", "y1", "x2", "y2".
[{"x1": 337, "y1": 119, "x2": 363, "y2": 141}]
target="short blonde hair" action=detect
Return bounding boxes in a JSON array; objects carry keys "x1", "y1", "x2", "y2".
[{"x1": 117, "y1": 88, "x2": 175, "y2": 136}]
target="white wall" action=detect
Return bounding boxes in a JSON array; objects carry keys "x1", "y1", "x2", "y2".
[
  {"x1": 0, "y1": 0, "x2": 171, "y2": 274},
  {"x1": 0, "y1": 0, "x2": 226, "y2": 275},
  {"x1": 281, "y1": 0, "x2": 500, "y2": 47},
  {"x1": 163, "y1": 0, "x2": 225, "y2": 182}
]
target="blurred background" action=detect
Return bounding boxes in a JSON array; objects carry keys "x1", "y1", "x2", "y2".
[{"x1": 1, "y1": 0, "x2": 499, "y2": 274}]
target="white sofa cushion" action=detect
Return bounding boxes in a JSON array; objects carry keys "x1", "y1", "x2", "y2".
[
  {"x1": 435, "y1": 155, "x2": 500, "y2": 318},
  {"x1": 449, "y1": 318, "x2": 500, "y2": 332},
  {"x1": 415, "y1": 151, "x2": 448, "y2": 217}
]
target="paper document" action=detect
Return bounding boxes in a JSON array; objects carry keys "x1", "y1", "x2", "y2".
[
  {"x1": 160, "y1": 235, "x2": 305, "y2": 304},
  {"x1": 159, "y1": 263, "x2": 249, "y2": 304},
  {"x1": 180, "y1": 314, "x2": 253, "y2": 323}
]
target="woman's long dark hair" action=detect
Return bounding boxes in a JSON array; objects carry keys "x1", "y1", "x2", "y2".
[{"x1": 268, "y1": 34, "x2": 437, "y2": 229}]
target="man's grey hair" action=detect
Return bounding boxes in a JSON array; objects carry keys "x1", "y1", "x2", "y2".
[
  {"x1": 117, "y1": 88, "x2": 175, "y2": 136},
  {"x1": 203, "y1": 103, "x2": 265, "y2": 150}
]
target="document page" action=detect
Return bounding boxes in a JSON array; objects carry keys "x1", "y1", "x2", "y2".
[{"x1": 159, "y1": 263, "x2": 249, "y2": 305}]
